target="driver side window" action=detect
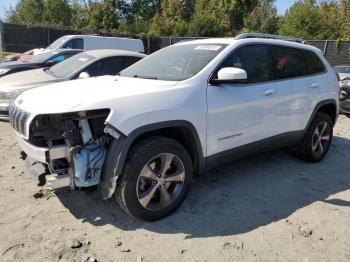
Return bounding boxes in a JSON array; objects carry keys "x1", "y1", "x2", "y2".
[
  {"x1": 214, "y1": 44, "x2": 273, "y2": 84},
  {"x1": 63, "y1": 38, "x2": 84, "y2": 49}
]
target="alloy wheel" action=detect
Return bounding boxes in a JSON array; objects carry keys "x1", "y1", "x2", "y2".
[
  {"x1": 311, "y1": 121, "x2": 331, "y2": 157},
  {"x1": 136, "y1": 153, "x2": 185, "y2": 211}
]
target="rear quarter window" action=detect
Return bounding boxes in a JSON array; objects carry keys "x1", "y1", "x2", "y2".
[
  {"x1": 304, "y1": 50, "x2": 326, "y2": 75},
  {"x1": 271, "y1": 45, "x2": 308, "y2": 80}
]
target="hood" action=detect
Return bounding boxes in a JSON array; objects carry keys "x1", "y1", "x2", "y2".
[
  {"x1": 0, "y1": 68, "x2": 59, "y2": 92},
  {"x1": 14, "y1": 76, "x2": 179, "y2": 115}
]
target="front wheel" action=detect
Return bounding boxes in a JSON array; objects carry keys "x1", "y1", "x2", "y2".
[
  {"x1": 295, "y1": 112, "x2": 333, "y2": 162},
  {"x1": 115, "y1": 136, "x2": 193, "y2": 221}
]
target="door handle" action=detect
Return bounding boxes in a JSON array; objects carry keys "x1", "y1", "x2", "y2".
[
  {"x1": 310, "y1": 83, "x2": 320, "y2": 89},
  {"x1": 262, "y1": 89, "x2": 276, "y2": 96}
]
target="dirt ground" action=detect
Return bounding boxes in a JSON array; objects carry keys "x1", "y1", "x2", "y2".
[{"x1": 0, "y1": 116, "x2": 350, "y2": 262}]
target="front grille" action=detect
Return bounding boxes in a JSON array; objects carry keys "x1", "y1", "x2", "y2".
[{"x1": 9, "y1": 105, "x2": 30, "y2": 136}]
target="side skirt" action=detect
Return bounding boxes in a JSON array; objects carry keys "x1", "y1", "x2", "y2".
[{"x1": 205, "y1": 130, "x2": 305, "y2": 170}]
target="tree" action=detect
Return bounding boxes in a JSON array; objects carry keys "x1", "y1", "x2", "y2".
[
  {"x1": 189, "y1": 0, "x2": 230, "y2": 36},
  {"x1": 87, "y1": 1, "x2": 119, "y2": 30},
  {"x1": 149, "y1": 0, "x2": 188, "y2": 36},
  {"x1": 70, "y1": 0, "x2": 89, "y2": 29},
  {"x1": 7, "y1": 0, "x2": 46, "y2": 25},
  {"x1": 242, "y1": 0, "x2": 279, "y2": 34},
  {"x1": 45, "y1": 0, "x2": 71, "y2": 26},
  {"x1": 279, "y1": 0, "x2": 324, "y2": 39}
]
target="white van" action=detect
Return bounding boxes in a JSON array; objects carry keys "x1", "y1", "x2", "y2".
[{"x1": 34, "y1": 35, "x2": 144, "y2": 55}]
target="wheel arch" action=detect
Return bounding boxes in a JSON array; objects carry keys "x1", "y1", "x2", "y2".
[
  {"x1": 99, "y1": 120, "x2": 205, "y2": 199},
  {"x1": 307, "y1": 99, "x2": 338, "y2": 130}
]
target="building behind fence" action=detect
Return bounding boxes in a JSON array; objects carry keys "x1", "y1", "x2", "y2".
[{"x1": 1, "y1": 21, "x2": 350, "y2": 66}]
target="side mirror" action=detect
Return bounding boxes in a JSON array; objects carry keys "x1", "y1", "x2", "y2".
[
  {"x1": 46, "y1": 60, "x2": 56, "y2": 67},
  {"x1": 211, "y1": 67, "x2": 247, "y2": 84},
  {"x1": 78, "y1": 72, "x2": 90, "y2": 79}
]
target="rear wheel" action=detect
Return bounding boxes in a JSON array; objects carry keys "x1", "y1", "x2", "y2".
[
  {"x1": 295, "y1": 112, "x2": 333, "y2": 162},
  {"x1": 115, "y1": 136, "x2": 193, "y2": 221}
]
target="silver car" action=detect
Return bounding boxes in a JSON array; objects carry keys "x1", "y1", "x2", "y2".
[
  {"x1": 334, "y1": 65, "x2": 350, "y2": 80},
  {"x1": 0, "y1": 49, "x2": 146, "y2": 120}
]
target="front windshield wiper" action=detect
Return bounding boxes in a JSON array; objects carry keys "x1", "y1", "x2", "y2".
[{"x1": 132, "y1": 74, "x2": 158, "y2": 80}]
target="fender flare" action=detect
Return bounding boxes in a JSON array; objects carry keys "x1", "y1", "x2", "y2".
[
  {"x1": 305, "y1": 99, "x2": 338, "y2": 131},
  {"x1": 99, "y1": 120, "x2": 205, "y2": 199}
]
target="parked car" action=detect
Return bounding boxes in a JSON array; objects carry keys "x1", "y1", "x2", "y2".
[
  {"x1": 0, "y1": 49, "x2": 82, "y2": 77},
  {"x1": 339, "y1": 77, "x2": 350, "y2": 115},
  {"x1": 0, "y1": 49, "x2": 145, "y2": 120},
  {"x1": 33, "y1": 35, "x2": 145, "y2": 55},
  {"x1": 334, "y1": 65, "x2": 350, "y2": 80},
  {"x1": 2, "y1": 49, "x2": 35, "y2": 62},
  {"x1": 10, "y1": 34, "x2": 339, "y2": 221}
]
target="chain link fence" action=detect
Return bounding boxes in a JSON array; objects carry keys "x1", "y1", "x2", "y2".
[{"x1": 0, "y1": 21, "x2": 350, "y2": 66}]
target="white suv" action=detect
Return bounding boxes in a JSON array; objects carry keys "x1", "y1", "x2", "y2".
[{"x1": 10, "y1": 34, "x2": 339, "y2": 221}]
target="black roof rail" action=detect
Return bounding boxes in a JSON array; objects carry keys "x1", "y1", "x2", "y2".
[{"x1": 235, "y1": 33, "x2": 309, "y2": 45}]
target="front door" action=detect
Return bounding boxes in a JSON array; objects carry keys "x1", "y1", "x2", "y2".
[{"x1": 206, "y1": 44, "x2": 279, "y2": 157}]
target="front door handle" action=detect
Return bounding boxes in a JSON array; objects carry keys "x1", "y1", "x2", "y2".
[
  {"x1": 262, "y1": 89, "x2": 276, "y2": 96},
  {"x1": 310, "y1": 83, "x2": 320, "y2": 89}
]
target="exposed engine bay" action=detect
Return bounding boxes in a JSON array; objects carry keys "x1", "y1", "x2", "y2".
[{"x1": 27, "y1": 109, "x2": 111, "y2": 189}]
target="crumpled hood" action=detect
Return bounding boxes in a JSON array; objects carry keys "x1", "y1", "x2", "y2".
[
  {"x1": 0, "y1": 68, "x2": 58, "y2": 91},
  {"x1": 14, "y1": 76, "x2": 178, "y2": 115}
]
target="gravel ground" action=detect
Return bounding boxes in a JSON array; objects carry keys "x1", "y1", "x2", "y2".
[{"x1": 0, "y1": 116, "x2": 350, "y2": 262}]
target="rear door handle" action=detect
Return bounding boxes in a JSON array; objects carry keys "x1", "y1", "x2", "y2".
[
  {"x1": 310, "y1": 83, "x2": 320, "y2": 89},
  {"x1": 262, "y1": 89, "x2": 276, "y2": 96}
]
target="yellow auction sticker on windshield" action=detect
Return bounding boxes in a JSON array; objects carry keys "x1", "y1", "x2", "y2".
[{"x1": 195, "y1": 45, "x2": 222, "y2": 51}]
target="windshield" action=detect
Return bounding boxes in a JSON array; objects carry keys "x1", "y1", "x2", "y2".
[
  {"x1": 47, "y1": 36, "x2": 69, "y2": 50},
  {"x1": 28, "y1": 51, "x2": 57, "y2": 64},
  {"x1": 48, "y1": 52, "x2": 95, "y2": 78},
  {"x1": 119, "y1": 44, "x2": 228, "y2": 81},
  {"x1": 334, "y1": 66, "x2": 350, "y2": 74}
]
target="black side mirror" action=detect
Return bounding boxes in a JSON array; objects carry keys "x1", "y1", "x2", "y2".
[{"x1": 46, "y1": 60, "x2": 56, "y2": 67}]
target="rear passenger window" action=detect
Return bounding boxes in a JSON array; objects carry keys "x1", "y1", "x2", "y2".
[
  {"x1": 271, "y1": 46, "x2": 308, "y2": 80},
  {"x1": 304, "y1": 50, "x2": 326, "y2": 75},
  {"x1": 216, "y1": 44, "x2": 273, "y2": 84}
]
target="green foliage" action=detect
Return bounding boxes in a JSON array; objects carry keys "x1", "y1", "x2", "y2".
[
  {"x1": 5, "y1": 0, "x2": 350, "y2": 39},
  {"x1": 87, "y1": 1, "x2": 119, "y2": 30},
  {"x1": 243, "y1": 0, "x2": 279, "y2": 34},
  {"x1": 279, "y1": 0, "x2": 324, "y2": 39},
  {"x1": 7, "y1": 0, "x2": 46, "y2": 25}
]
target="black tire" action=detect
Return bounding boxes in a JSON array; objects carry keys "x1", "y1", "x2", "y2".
[
  {"x1": 295, "y1": 112, "x2": 333, "y2": 162},
  {"x1": 115, "y1": 136, "x2": 193, "y2": 221}
]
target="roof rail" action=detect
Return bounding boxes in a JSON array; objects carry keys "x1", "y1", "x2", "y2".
[{"x1": 235, "y1": 33, "x2": 309, "y2": 45}]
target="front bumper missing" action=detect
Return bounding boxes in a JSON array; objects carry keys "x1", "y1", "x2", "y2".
[
  {"x1": 0, "y1": 105, "x2": 10, "y2": 121},
  {"x1": 16, "y1": 133, "x2": 72, "y2": 188},
  {"x1": 16, "y1": 133, "x2": 67, "y2": 164}
]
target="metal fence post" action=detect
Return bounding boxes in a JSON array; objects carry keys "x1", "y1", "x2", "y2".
[
  {"x1": 147, "y1": 35, "x2": 151, "y2": 54},
  {"x1": 0, "y1": 19, "x2": 4, "y2": 52},
  {"x1": 323, "y1": 40, "x2": 328, "y2": 55},
  {"x1": 47, "y1": 26, "x2": 50, "y2": 46}
]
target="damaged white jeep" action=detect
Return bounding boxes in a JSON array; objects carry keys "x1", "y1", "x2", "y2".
[{"x1": 10, "y1": 34, "x2": 339, "y2": 221}]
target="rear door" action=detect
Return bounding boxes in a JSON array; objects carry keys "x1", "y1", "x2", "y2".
[
  {"x1": 207, "y1": 44, "x2": 280, "y2": 156},
  {"x1": 271, "y1": 45, "x2": 312, "y2": 135}
]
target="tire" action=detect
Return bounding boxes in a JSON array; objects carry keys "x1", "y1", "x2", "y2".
[
  {"x1": 115, "y1": 136, "x2": 193, "y2": 221},
  {"x1": 295, "y1": 112, "x2": 333, "y2": 162}
]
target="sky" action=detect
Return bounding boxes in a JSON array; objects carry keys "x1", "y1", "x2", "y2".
[{"x1": 0, "y1": 0, "x2": 297, "y2": 21}]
